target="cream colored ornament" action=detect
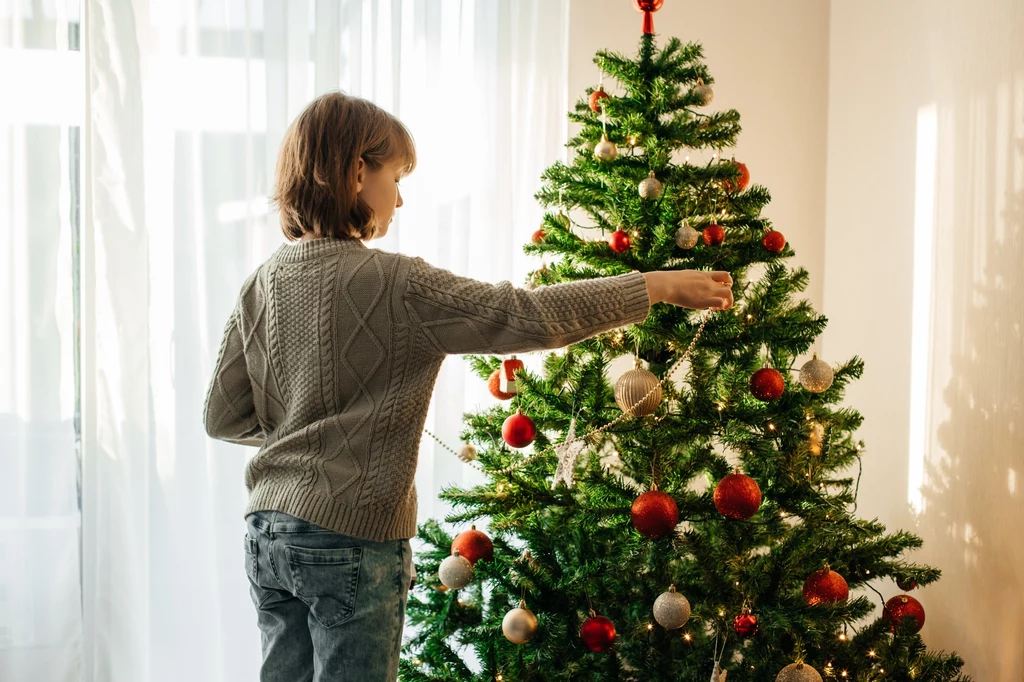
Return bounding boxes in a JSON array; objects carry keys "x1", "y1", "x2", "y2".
[
  {"x1": 675, "y1": 219, "x2": 700, "y2": 249},
  {"x1": 775, "y1": 662, "x2": 823, "y2": 682},
  {"x1": 694, "y1": 78, "x2": 714, "y2": 106},
  {"x1": 594, "y1": 134, "x2": 618, "y2": 162},
  {"x1": 615, "y1": 358, "x2": 662, "y2": 417},
  {"x1": 438, "y1": 549, "x2": 473, "y2": 589},
  {"x1": 653, "y1": 584, "x2": 691, "y2": 629},
  {"x1": 457, "y1": 443, "x2": 478, "y2": 463},
  {"x1": 502, "y1": 600, "x2": 539, "y2": 644},
  {"x1": 799, "y1": 354, "x2": 835, "y2": 393},
  {"x1": 638, "y1": 171, "x2": 663, "y2": 199}
]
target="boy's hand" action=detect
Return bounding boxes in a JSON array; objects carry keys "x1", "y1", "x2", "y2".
[{"x1": 643, "y1": 270, "x2": 734, "y2": 310}]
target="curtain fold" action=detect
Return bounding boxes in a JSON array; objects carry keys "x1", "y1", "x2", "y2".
[{"x1": 78, "y1": 1, "x2": 568, "y2": 680}]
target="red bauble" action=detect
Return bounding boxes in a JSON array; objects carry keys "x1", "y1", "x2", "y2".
[
  {"x1": 803, "y1": 567, "x2": 850, "y2": 606},
  {"x1": 733, "y1": 609, "x2": 759, "y2": 637},
  {"x1": 750, "y1": 367, "x2": 785, "y2": 402},
  {"x1": 589, "y1": 87, "x2": 610, "y2": 113},
  {"x1": 502, "y1": 408, "x2": 536, "y2": 448},
  {"x1": 762, "y1": 230, "x2": 786, "y2": 253},
  {"x1": 488, "y1": 370, "x2": 515, "y2": 400},
  {"x1": 451, "y1": 525, "x2": 494, "y2": 566},
  {"x1": 713, "y1": 473, "x2": 762, "y2": 520},
  {"x1": 884, "y1": 594, "x2": 926, "y2": 633},
  {"x1": 896, "y1": 577, "x2": 918, "y2": 591},
  {"x1": 702, "y1": 224, "x2": 726, "y2": 246},
  {"x1": 724, "y1": 161, "x2": 751, "y2": 192},
  {"x1": 532, "y1": 229, "x2": 546, "y2": 245},
  {"x1": 632, "y1": 0, "x2": 664, "y2": 34},
  {"x1": 609, "y1": 229, "x2": 631, "y2": 253},
  {"x1": 580, "y1": 615, "x2": 617, "y2": 652},
  {"x1": 631, "y1": 490, "x2": 679, "y2": 539}
]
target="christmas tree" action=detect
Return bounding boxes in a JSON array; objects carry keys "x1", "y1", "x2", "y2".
[{"x1": 400, "y1": 7, "x2": 971, "y2": 682}]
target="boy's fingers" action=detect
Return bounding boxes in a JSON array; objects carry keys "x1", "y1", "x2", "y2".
[{"x1": 710, "y1": 271, "x2": 733, "y2": 286}]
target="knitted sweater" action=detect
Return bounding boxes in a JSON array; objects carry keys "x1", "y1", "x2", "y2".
[{"x1": 203, "y1": 237, "x2": 652, "y2": 542}]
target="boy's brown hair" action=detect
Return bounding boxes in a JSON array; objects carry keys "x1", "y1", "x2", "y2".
[{"x1": 273, "y1": 91, "x2": 416, "y2": 241}]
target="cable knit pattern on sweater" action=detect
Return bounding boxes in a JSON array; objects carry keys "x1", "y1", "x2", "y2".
[{"x1": 203, "y1": 237, "x2": 652, "y2": 542}]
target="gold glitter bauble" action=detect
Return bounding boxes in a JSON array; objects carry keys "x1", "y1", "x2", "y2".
[
  {"x1": 694, "y1": 78, "x2": 714, "y2": 106},
  {"x1": 614, "y1": 359, "x2": 662, "y2": 417},
  {"x1": 799, "y1": 353, "x2": 835, "y2": 393},
  {"x1": 457, "y1": 443, "x2": 477, "y2": 462},
  {"x1": 675, "y1": 219, "x2": 700, "y2": 249},
  {"x1": 653, "y1": 585, "x2": 691, "y2": 630},
  {"x1": 502, "y1": 601, "x2": 539, "y2": 644},
  {"x1": 776, "y1": 662, "x2": 823, "y2": 682},
  {"x1": 638, "y1": 171, "x2": 663, "y2": 199}
]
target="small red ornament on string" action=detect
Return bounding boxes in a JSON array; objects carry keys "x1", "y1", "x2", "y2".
[
  {"x1": 580, "y1": 612, "x2": 617, "y2": 652},
  {"x1": 488, "y1": 370, "x2": 516, "y2": 400},
  {"x1": 750, "y1": 367, "x2": 785, "y2": 402},
  {"x1": 609, "y1": 229, "x2": 632, "y2": 253},
  {"x1": 884, "y1": 594, "x2": 926, "y2": 633},
  {"x1": 499, "y1": 357, "x2": 525, "y2": 395},
  {"x1": 733, "y1": 606, "x2": 759, "y2": 637},
  {"x1": 632, "y1": 0, "x2": 664, "y2": 35},
  {"x1": 702, "y1": 224, "x2": 726, "y2": 246},
  {"x1": 532, "y1": 228, "x2": 545, "y2": 245},
  {"x1": 502, "y1": 408, "x2": 536, "y2": 448},
  {"x1": 451, "y1": 525, "x2": 494, "y2": 566},
  {"x1": 631, "y1": 487, "x2": 679, "y2": 539},
  {"x1": 762, "y1": 230, "x2": 787, "y2": 253},
  {"x1": 589, "y1": 86, "x2": 610, "y2": 113},
  {"x1": 714, "y1": 471, "x2": 762, "y2": 520},
  {"x1": 803, "y1": 565, "x2": 850, "y2": 606},
  {"x1": 896, "y1": 577, "x2": 918, "y2": 591}
]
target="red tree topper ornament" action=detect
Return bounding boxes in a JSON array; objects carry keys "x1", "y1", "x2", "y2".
[
  {"x1": 803, "y1": 566, "x2": 850, "y2": 606},
  {"x1": 589, "y1": 86, "x2": 610, "y2": 113},
  {"x1": 451, "y1": 525, "x2": 494, "y2": 566},
  {"x1": 714, "y1": 472, "x2": 762, "y2": 520},
  {"x1": 580, "y1": 614, "x2": 617, "y2": 652},
  {"x1": 488, "y1": 369, "x2": 515, "y2": 400},
  {"x1": 609, "y1": 229, "x2": 632, "y2": 253},
  {"x1": 633, "y1": 0, "x2": 664, "y2": 35},
  {"x1": 631, "y1": 489, "x2": 679, "y2": 539},
  {"x1": 702, "y1": 224, "x2": 726, "y2": 246},
  {"x1": 499, "y1": 357, "x2": 525, "y2": 395},
  {"x1": 733, "y1": 607, "x2": 759, "y2": 637},
  {"x1": 502, "y1": 408, "x2": 536, "y2": 448},
  {"x1": 762, "y1": 230, "x2": 786, "y2": 253},
  {"x1": 750, "y1": 367, "x2": 785, "y2": 401},
  {"x1": 884, "y1": 594, "x2": 926, "y2": 633}
]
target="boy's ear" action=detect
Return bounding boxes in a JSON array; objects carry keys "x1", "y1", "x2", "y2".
[{"x1": 355, "y1": 157, "x2": 366, "y2": 193}]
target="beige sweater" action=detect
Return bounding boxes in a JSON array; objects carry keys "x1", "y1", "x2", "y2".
[{"x1": 203, "y1": 237, "x2": 651, "y2": 541}]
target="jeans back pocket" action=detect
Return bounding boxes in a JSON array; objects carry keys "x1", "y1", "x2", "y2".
[
  {"x1": 244, "y1": 535, "x2": 259, "y2": 584},
  {"x1": 285, "y1": 545, "x2": 362, "y2": 628}
]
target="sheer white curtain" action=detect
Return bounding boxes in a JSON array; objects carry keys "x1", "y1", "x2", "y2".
[
  {"x1": 80, "y1": 1, "x2": 568, "y2": 681},
  {"x1": 0, "y1": 2, "x2": 83, "y2": 681}
]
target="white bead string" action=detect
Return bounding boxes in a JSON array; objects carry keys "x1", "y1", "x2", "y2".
[{"x1": 423, "y1": 311, "x2": 713, "y2": 477}]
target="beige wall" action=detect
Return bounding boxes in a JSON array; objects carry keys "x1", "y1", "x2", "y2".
[
  {"x1": 824, "y1": 2, "x2": 1024, "y2": 679},
  {"x1": 568, "y1": 0, "x2": 830, "y2": 312}
]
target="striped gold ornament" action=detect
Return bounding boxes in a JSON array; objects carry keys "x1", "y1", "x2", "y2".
[{"x1": 614, "y1": 358, "x2": 662, "y2": 417}]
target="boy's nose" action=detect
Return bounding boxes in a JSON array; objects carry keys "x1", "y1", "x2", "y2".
[{"x1": 396, "y1": 189, "x2": 404, "y2": 208}]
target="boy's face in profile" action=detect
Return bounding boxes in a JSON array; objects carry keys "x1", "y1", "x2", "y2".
[{"x1": 357, "y1": 158, "x2": 407, "y2": 240}]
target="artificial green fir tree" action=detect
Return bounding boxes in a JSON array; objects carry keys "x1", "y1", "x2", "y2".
[{"x1": 400, "y1": 9, "x2": 971, "y2": 682}]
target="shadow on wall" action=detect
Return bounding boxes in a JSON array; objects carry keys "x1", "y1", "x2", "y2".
[{"x1": 917, "y1": 122, "x2": 1024, "y2": 680}]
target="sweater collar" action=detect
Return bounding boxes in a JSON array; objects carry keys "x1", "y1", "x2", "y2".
[{"x1": 275, "y1": 237, "x2": 367, "y2": 263}]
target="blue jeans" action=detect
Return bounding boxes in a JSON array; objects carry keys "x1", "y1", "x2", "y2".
[{"x1": 244, "y1": 511, "x2": 413, "y2": 682}]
